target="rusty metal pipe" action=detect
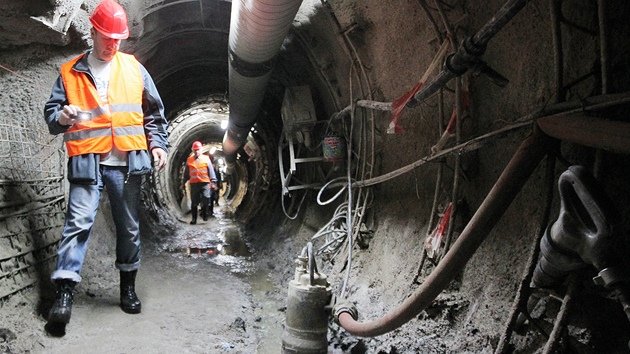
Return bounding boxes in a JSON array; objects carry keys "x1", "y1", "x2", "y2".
[
  {"x1": 337, "y1": 124, "x2": 554, "y2": 337},
  {"x1": 537, "y1": 114, "x2": 630, "y2": 154}
]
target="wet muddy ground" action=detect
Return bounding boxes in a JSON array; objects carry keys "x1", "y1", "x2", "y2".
[{"x1": 0, "y1": 205, "x2": 288, "y2": 353}]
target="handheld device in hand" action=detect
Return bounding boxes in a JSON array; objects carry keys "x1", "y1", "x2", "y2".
[{"x1": 72, "y1": 111, "x2": 92, "y2": 121}]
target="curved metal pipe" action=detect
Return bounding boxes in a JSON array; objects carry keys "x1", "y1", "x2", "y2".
[
  {"x1": 223, "y1": 0, "x2": 304, "y2": 160},
  {"x1": 337, "y1": 124, "x2": 554, "y2": 337},
  {"x1": 337, "y1": 113, "x2": 630, "y2": 337}
]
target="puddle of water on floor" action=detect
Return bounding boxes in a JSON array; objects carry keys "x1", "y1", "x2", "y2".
[
  {"x1": 171, "y1": 211, "x2": 351, "y2": 354},
  {"x1": 205, "y1": 224, "x2": 286, "y2": 352},
  {"x1": 163, "y1": 213, "x2": 287, "y2": 352},
  {"x1": 217, "y1": 226, "x2": 252, "y2": 258},
  {"x1": 165, "y1": 214, "x2": 253, "y2": 271},
  {"x1": 245, "y1": 267, "x2": 286, "y2": 354}
]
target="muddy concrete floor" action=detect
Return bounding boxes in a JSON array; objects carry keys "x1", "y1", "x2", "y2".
[{"x1": 0, "y1": 204, "x2": 290, "y2": 354}]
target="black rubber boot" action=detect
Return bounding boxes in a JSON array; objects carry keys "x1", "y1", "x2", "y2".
[
  {"x1": 120, "y1": 270, "x2": 141, "y2": 314},
  {"x1": 201, "y1": 207, "x2": 208, "y2": 221},
  {"x1": 48, "y1": 279, "x2": 76, "y2": 324},
  {"x1": 190, "y1": 207, "x2": 197, "y2": 225}
]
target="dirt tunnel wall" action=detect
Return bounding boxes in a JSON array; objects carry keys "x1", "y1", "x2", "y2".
[
  {"x1": 0, "y1": 46, "x2": 70, "y2": 300},
  {"x1": 243, "y1": 0, "x2": 630, "y2": 352}
]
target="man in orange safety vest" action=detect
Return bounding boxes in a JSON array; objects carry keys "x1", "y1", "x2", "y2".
[
  {"x1": 184, "y1": 141, "x2": 218, "y2": 224},
  {"x1": 43, "y1": 0, "x2": 168, "y2": 331}
]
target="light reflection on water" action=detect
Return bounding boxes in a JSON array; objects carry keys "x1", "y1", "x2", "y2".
[{"x1": 163, "y1": 207, "x2": 260, "y2": 276}]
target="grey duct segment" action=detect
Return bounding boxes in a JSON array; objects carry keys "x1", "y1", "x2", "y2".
[
  {"x1": 223, "y1": 0, "x2": 304, "y2": 160},
  {"x1": 531, "y1": 165, "x2": 620, "y2": 289},
  {"x1": 531, "y1": 165, "x2": 630, "y2": 323},
  {"x1": 521, "y1": 165, "x2": 630, "y2": 332}
]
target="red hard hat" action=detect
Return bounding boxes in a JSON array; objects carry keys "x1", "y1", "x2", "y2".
[
  {"x1": 192, "y1": 141, "x2": 203, "y2": 151},
  {"x1": 90, "y1": 0, "x2": 129, "y2": 39}
]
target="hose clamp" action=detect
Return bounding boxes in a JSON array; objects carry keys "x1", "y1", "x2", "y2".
[
  {"x1": 333, "y1": 299, "x2": 358, "y2": 324},
  {"x1": 229, "y1": 49, "x2": 276, "y2": 78},
  {"x1": 594, "y1": 266, "x2": 629, "y2": 288}
]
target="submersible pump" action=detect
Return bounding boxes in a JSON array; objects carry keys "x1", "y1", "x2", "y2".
[{"x1": 282, "y1": 243, "x2": 332, "y2": 354}]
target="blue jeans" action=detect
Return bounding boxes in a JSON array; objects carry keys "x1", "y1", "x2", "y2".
[{"x1": 51, "y1": 166, "x2": 142, "y2": 283}]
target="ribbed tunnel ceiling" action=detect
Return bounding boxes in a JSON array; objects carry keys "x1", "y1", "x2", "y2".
[
  {"x1": 0, "y1": 0, "x2": 327, "y2": 119},
  {"x1": 126, "y1": 0, "x2": 232, "y2": 114}
]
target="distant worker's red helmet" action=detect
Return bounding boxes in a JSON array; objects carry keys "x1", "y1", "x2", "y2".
[
  {"x1": 90, "y1": 0, "x2": 129, "y2": 39},
  {"x1": 192, "y1": 141, "x2": 203, "y2": 151}
]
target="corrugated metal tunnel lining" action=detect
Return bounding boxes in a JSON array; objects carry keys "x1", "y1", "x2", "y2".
[
  {"x1": 124, "y1": 0, "x2": 290, "y2": 224},
  {"x1": 123, "y1": 0, "x2": 344, "y2": 226},
  {"x1": 127, "y1": 0, "x2": 232, "y2": 115}
]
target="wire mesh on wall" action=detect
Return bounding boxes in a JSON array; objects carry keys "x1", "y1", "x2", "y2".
[{"x1": 0, "y1": 122, "x2": 65, "y2": 300}]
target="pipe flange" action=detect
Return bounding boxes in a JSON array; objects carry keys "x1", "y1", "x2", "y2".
[
  {"x1": 594, "y1": 266, "x2": 629, "y2": 288},
  {"x1": 445, "y1": 36, "x2": 488, "y2": 76},
  {"x1": 333, "y1": 300, "x2": 358, "y2": 324},
  {"x1": 463, "y1": 36, "x2": 487, "y2": 58}
]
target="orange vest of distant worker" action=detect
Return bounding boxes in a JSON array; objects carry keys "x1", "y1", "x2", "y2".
[
  {"x1": 187, "y1": 155, "x2": 212, "y2": 184},
  {"x1": 60, "y1": 52, "x2": 147, "y2": 157}
]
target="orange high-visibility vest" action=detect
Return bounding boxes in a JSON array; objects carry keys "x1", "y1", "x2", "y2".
[
  {"x1": 61, "y1": 52, "x2": 147, "y2": 157},
  {"x1": 187, "y1": 155, "x2": 211, "y2": 183}
]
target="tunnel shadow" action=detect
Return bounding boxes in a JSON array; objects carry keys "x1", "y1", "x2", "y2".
[{"x1": 0, "y1": 182, "x2": 63, "y2": 325}]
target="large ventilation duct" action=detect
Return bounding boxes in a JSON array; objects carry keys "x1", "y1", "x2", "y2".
[{"x1": 223, "y1": 0, "x2": 304, "y2": 165}]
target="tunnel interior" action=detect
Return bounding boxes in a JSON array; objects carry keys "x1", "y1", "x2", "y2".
[{"x1": 1, "y1": 0, "x2": 630, "y2": 352}]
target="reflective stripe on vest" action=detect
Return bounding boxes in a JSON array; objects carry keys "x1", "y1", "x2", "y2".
[
  {"x1": 187, "y1": 155, "x2": 211, "y2": 183},
  {"x1": 61, "y1": 52, "x2": 147, "y2": 157}
]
